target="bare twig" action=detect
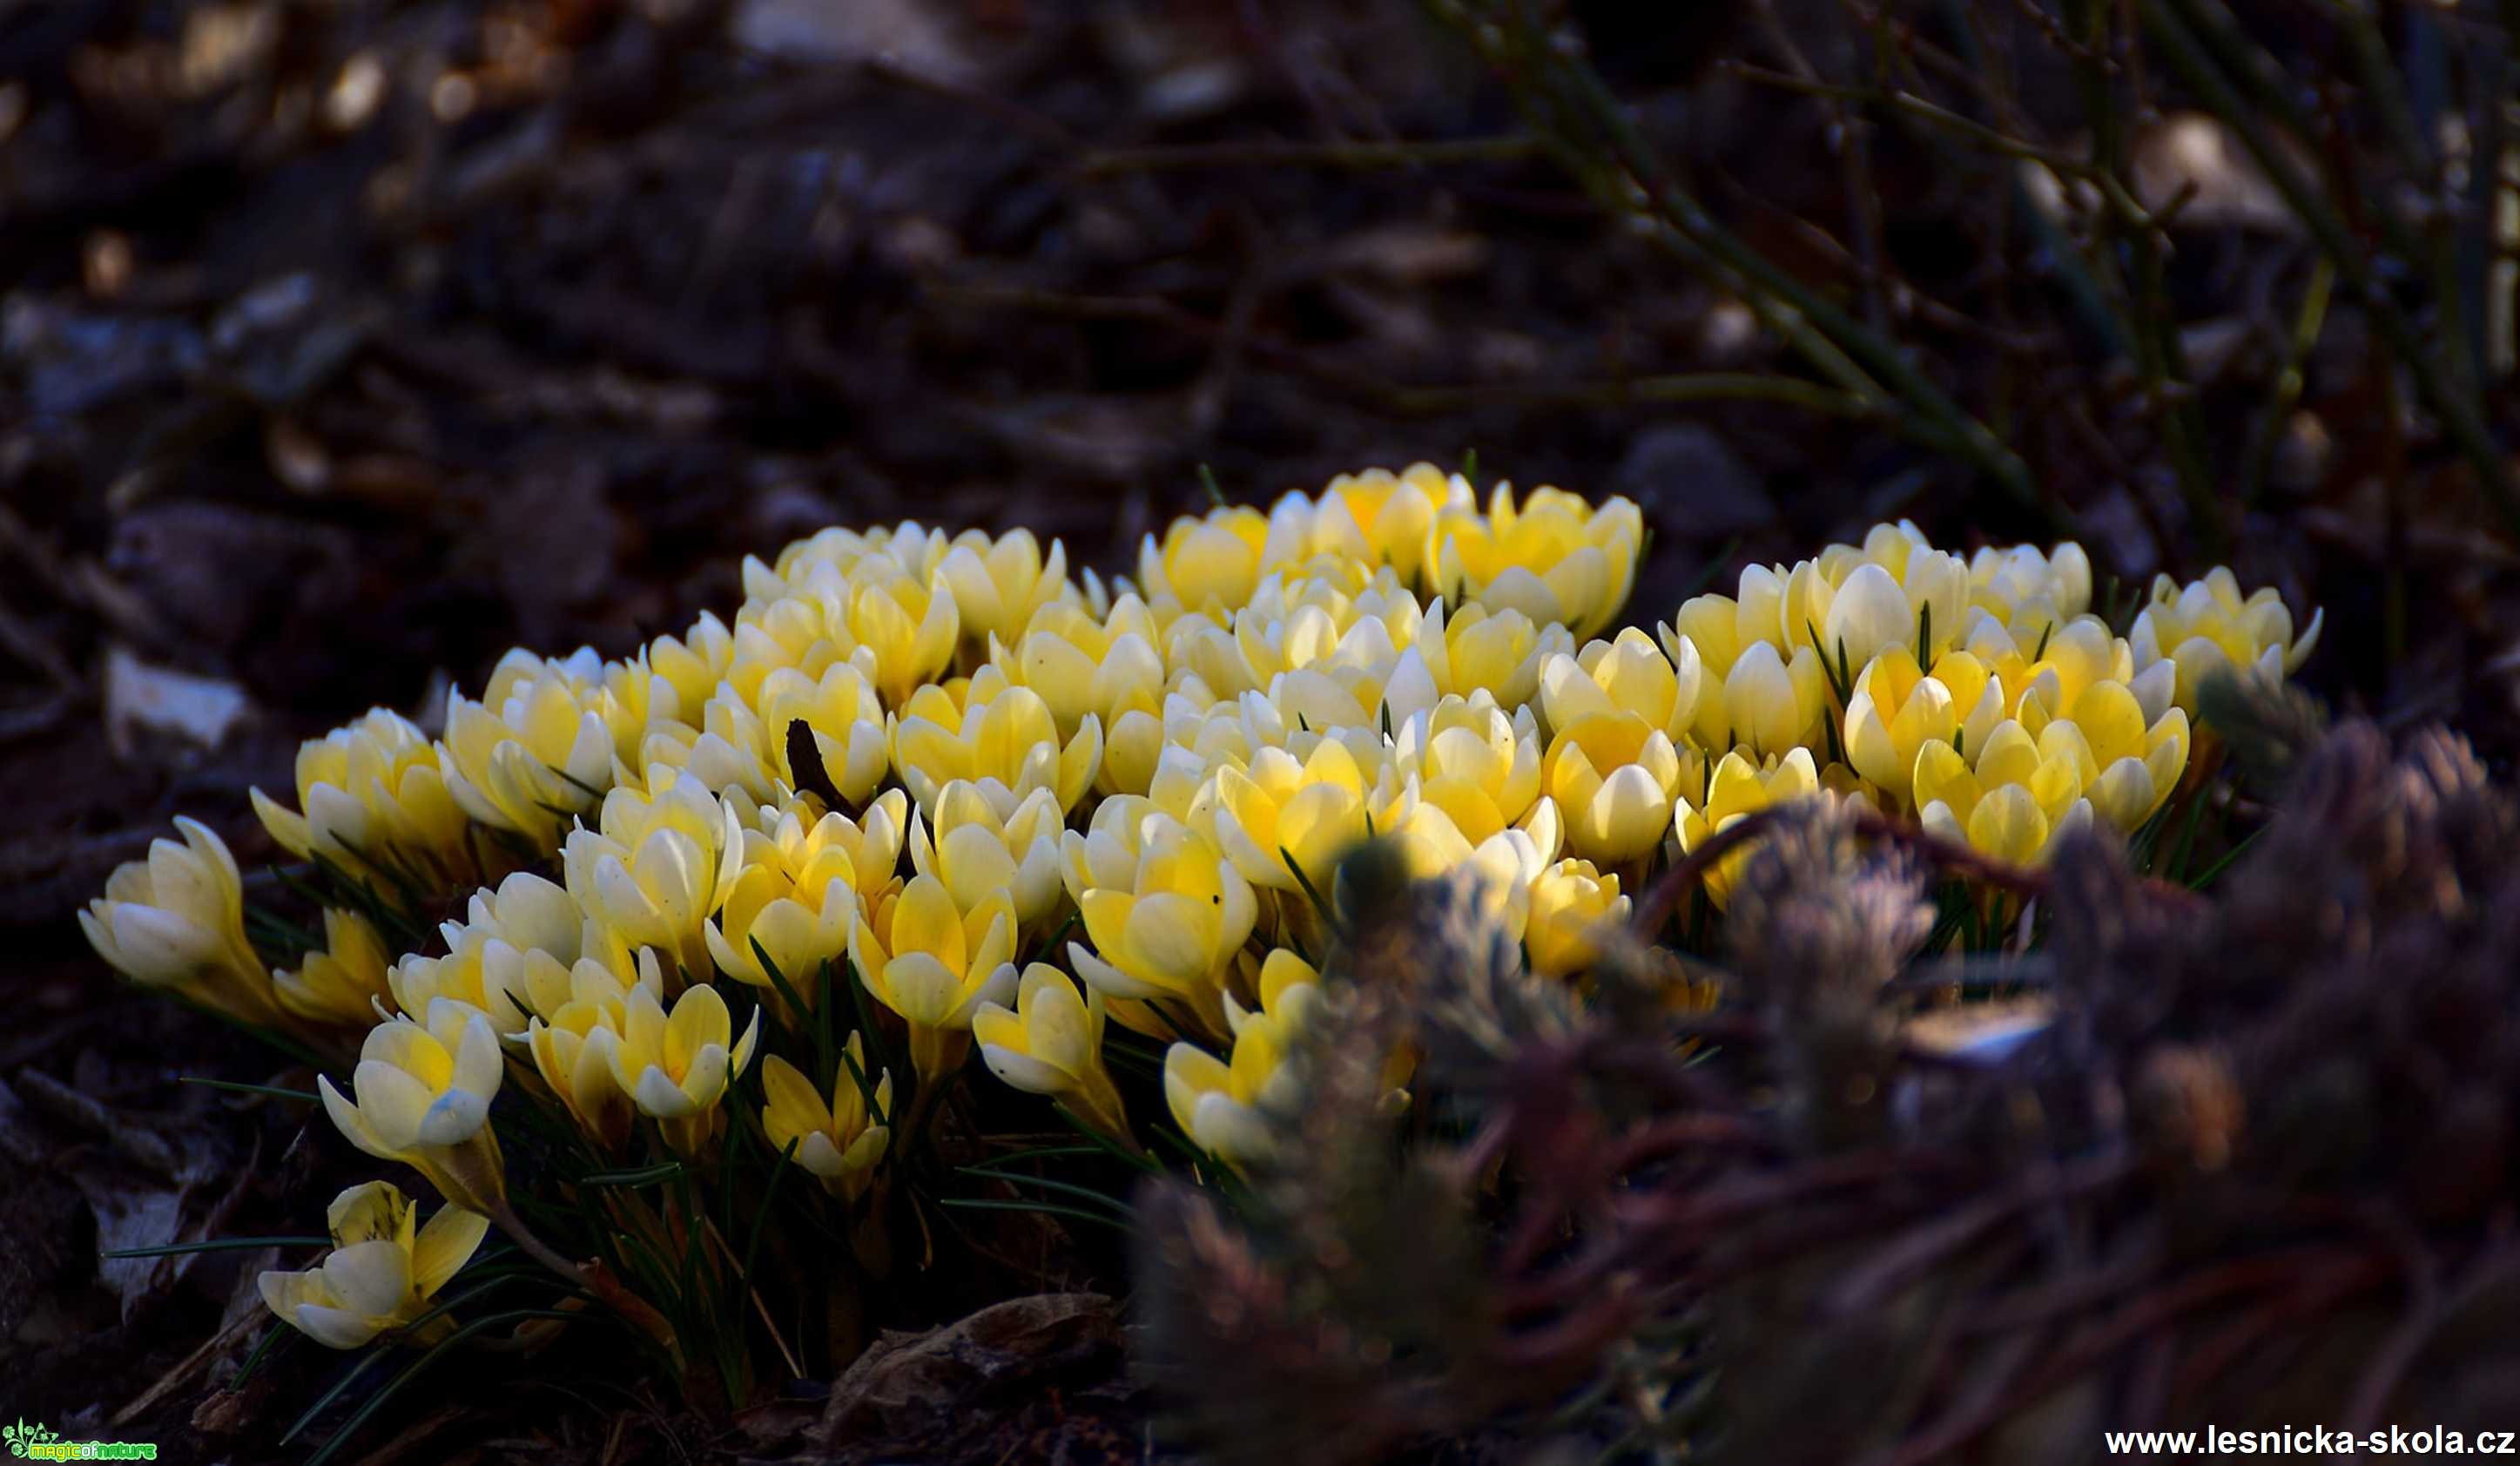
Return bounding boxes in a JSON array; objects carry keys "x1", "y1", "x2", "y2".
[{"x1": 1424, "y1": 0, "x2": 2064, "y2": 529}]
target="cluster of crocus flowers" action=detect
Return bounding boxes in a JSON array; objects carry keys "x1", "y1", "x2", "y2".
[{"x1": 86, "y1": 463, "x2": 2318, "y2": 1268}]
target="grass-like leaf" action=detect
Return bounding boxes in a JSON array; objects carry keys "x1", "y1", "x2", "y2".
[
  {"x1": 180, "y1": 1077, "x2": 319, "y2": 1103},
  {"x1": 104, "y1": 1236, "x2": 329, "y2": 1259}
]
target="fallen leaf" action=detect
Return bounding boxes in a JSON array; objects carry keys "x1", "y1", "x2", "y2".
[
  {"x1": 103, "y1": 646, "x2": 253, "y2": 755},
  {"x1": 815, "y1": 1292, "x2": 1119, "y2": 1442}
]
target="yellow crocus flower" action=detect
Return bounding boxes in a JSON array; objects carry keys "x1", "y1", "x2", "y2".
[
  {"x1": 1842, "y1": 646, "x2": 2003, "y2": 809},
  {"x1": 589, "y1": 980, "x2": 760, "y2": 1153},
  {"x1": 756, "y1": 660, "x2": 892, "y2": 808},
  {"x1": 1209, "y1": 739, "x2": 1374, "y2": 893},
  {"x1": 1659, "y1": 591, "x2": 1746, "y2": 684},
  {"x1": 560, "y1": 772, "x2": 744, "y2": 983},
  {"x1": 258, "y1": 1181, "x2": 489, "y2": 1349},
  {"x1": 760, "y1": 1039, "x2": 892, "y2": 1199},
  {"x1": 1968, "y1": 540, "x2": 2092, "y2": 626},
  {"x1": 809, "y1": 563, "x2": 960, "y2": 708},
  {"x1": 1815, "y1": 562, "x2": 1927, "y2": 673},
  {"x1": 936, "y1": 527, "x2": 1075, "y2": 648},
  {"x1": 1062, "y1": 807, "x2": 1255, "y2": 1042},
  {"x1": 2130, "y1": 566, "x2": 2322, "y2": 714},
  {"x1": 2021, "y1": 680, "x2": 2191, "y2": 832},
  {"x1": 645, "y1": 611, "x2": 736, "y2": 723},
  {"x1": 705, "y1": 790, "x2": 906, "y2": 994},
  {"x1": 1676, "y1": 747, "x2": 1825, "y2": 907},
  {"x1": 1136, "y1": 503, "x2": 1274, "y2": 618},
  {"x1": 994, "y1": 597, "x2": 1164, "y2": 761},
  {"x1": 251, "y1": 708, "x2": 472, "y2": 889},
  {"x1": 273, "y1": 908, "x2": 396, "y2": 1030},
  {"x1": 81, "y1": 816, "x2": 283, "y2": 1029},
  {"x1": 908, "y1": 780, "x2": 1067, "y2": 932},
  {"x1": 890, "y1": 669, "x2": 1102, "y2": 816},
  {"x1": 973, "y1": 963, "x2": 1129, "y2": 1138},
  {"x1": 849, "y1": 874, "x2": 1020, "y2": 1084},
  {"x1": 320, "y1": 999, "x2": 509, "y2": 1216},
  {"x1": 388, "y1": 870, "x2": 585, "y2": 1037},
  {"x1": 1543, "y1": 710, "x2": 1697, "y2": 865},
  {"x1": 1409, "y1": 598, "x2": 1573, "y2": 712},
  {"x1": 523, "y1": 953, "x2": 660, "y2": 1151},
  {"x1": 1538, "y1": 626, "x2": 1704, "y2": 742},
  {"x1": 1303, "y1": 462, "x2": 1466, "y2": 569},
  {"x1": 722, "y1": 592, "x2": 859, "y2": 707},
  {"x1": 1714, "y1": 638, "x2": 1833, "y2": 760},
  {"x1": 436, "y1": 648, "x2": 639, "y2": 845},
  {"x1": 1394, "y1": 692, "x2": 1542, "y2": 843},
  {"x1": 1425, "y1": 482, "x2": 1642, "y2": 639},
  {"x1": 1913, "y1": 719, "x2": 2092, "y2": 866},
  {"x1": 1525, "y1": 856, "x2": 1630, "y2": 978},
  {"x1": 1162, "y1": 957, "x2": 1312, "y2": 1167}
]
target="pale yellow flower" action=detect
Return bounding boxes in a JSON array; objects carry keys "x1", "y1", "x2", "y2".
[
  {"x1": 1963, "y1": 611, "x2": 2158, "y2": 729},
  {"x1": 936, "y1": 527, "x2": 1075, "y2": 647},
  {"x1": 645, "y1": 611, "x2": 737, "y2": 724},
  {"x1": 755, "y1": 660, "x2": 892, "y2": 808},
  {"x1": 1711, "y1": 638, "x2": 1833, "y2": 760},
  {"x1": 1538, "y1": 627, "x2": 1704, "y2": 743},
  {"x1": 706, "y1": 790, "x2": 907, "y2": 994},
  {"x1": 1968, "y1": 540, "x2": 2092, "y2": 627},
  {"x1": 720, "y1": 593, "x2": 863, "y2": 708},
  {"x1": 2131, "y1": 566, "x2": 2322, "y2": 714},
  {"x1": 1676, "y1": 747, "x2": 1825, "y2": 908},
  {"x1": 1914, "y1": 719, "x2": 2092, "y2": 866},
  {"x1": 1525, "y1": 856, "x2": 1629, "y2": 978},
  {"x1": 749, "y1": 521, "x2": 950, "y2": 611},
  {"x1": 2015, "y1": 679, "x2": 2191, "y2": 832},
  {"x1": 1394, "y1": 692, "x2": 1542, "y2": 843},
  {"x1": 995, "y1": 596, "x2": 1164, "y2": 760},
  {"x1": 1162, "y1": 956, "x2": 1312, "y2": 1167},
  {"x1": 807, "y1": 562, "x2": 960, "y2": 707},
  {"x1": 320, "y1": 1000, "x2": 509, "y2": 1215},
  {"x1": 1287, "y1": 463, "x2": 1466, "y2": 569},
  {"x1": 588, "y1": 980, "x2": 760, "y2": 1152},
  {"x1": 1425, "y1": 482, "x2": 1643, "y2": 639},
  {"x1": 1136, "y1": 503, "x2": 1274, "y2": 617},
  {"x1": 561, "y1": 769, "x2": 745, "y2": 982},
  {"x1": 1062, "y1": 805, "x2": 1255, "y2": 1042},
  {"x1": 760, "y1": 1039, "x2": 891, "y2": 1199},
  {"x1": 890, "y1": 669, "x2": 1102, "y2": 815},
  {"x1": 81, "y1": 817, "x2": 282, "y2": 1028},
  {"x1": 1209, "y1": 739, "x2": 1374, "y2": 894},
  {"x1": 437, "y1": 648, "x2": 640, "y2": 845},
  {"x1": 251, "y1": 708, "x2": 472, "y2": 888},
  {"x1": 849, "y1": 874, "x2": 1020, "y2": 1084},
  {"x1": 973, "y1": 963, "x2": 1129, "y2": 1138},
  {"x1": 1543, "y1": 710, "x2": 1697, "y2": 865},
  {"x1": 908, "y1": 780, "x2": 1066, "y2": 932},
  {"x1": 387, "y1": 870, "x2": 586, "y2": 1037},
  {"x1": 259, "y1": 1181, "x2": 489, "y2": 1349},
  {"x1": 523, "y1": 953, "x2": 659, "y2": 1150},
  {"x1": 1405, "y1": 598, "x2": 1573, "y2": 712},
  {"x1": 1842, "y1": 646, "x2": 2003, "y2": 809},
  {"x1": 273, "y1": 908, "x2": 396, "y2": 1030}
]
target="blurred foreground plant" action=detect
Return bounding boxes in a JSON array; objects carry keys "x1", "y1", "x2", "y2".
[{"x1": 1136, "y1": 679, "x2": 2520, "y2": 1463}]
